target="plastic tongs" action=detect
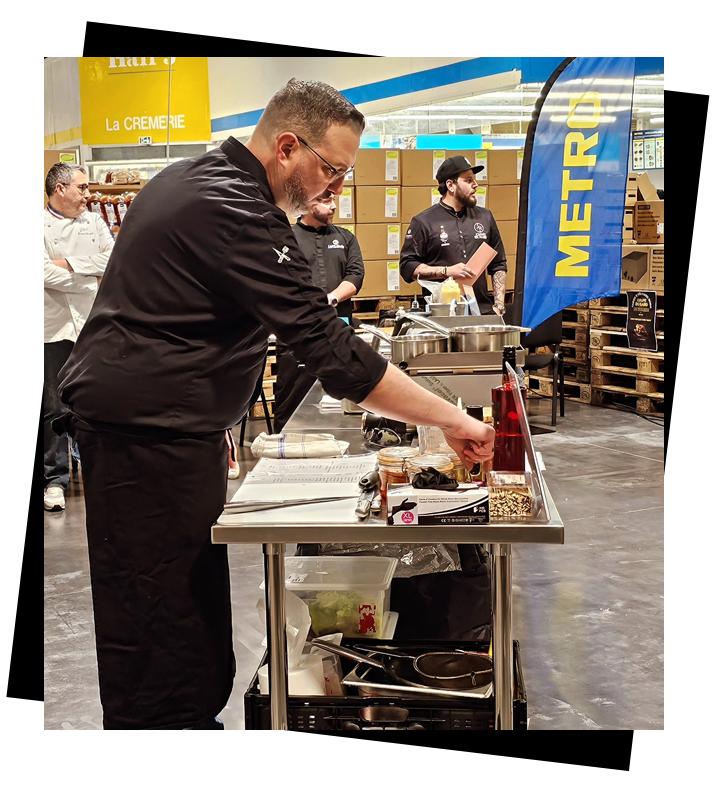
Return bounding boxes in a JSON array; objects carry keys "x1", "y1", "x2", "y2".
[{"x1": 222, "y1": 496, "x2": 355, "y2": 514}]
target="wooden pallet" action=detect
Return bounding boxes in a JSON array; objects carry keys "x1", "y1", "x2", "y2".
[
  {"x1": 536, "y1": 362, "x2": 590, "y2": 383},
  {"x1": 561, "y1": 324, "x2": 589, "y2": 346},
  {"x1": 529, "y1": 375, "x2": 591, "y2": 403},
  {"x1": 566, "y1": 301, "x2": 590, "y2": 309},
  {"x1": 590, "y1": 369, "x2": 663, "y2": 395},
  {"x1": 560, "y1": 343, "x2": 589, "y2": 363},
  {"x1": 562, "y1": 307, "x2": 591, "y2": 325},
  {"x1": 250, "y1": 398, "x2": 276, "y2": 419},
  {"x1": 263, "y1": 356, "x2": 277, "y2": 380},
  {"x1": 591, "y1": 386, "x2": 664, "y2": 416},
  {"x1": 589, "y1": 327, "x2": 665, "y2": 352},
  {"x1": 589, "y1": 293, "x2": 666, "y2": 311},
  {"x1": 262, "y1": 379, "x2": 275, "y2": 399},
  {"x1": 590, "y1": 309, "x2": 665, "y2": 331},
  {"x1": 591, "y1": 348, "x2": 664, "y2": 378}
]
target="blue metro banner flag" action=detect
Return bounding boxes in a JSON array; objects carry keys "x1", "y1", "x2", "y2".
[{"x1": 514, "y1": 57, "x2": 636, "y2": 331}]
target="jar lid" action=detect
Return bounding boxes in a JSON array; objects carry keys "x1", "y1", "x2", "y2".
[
  {"x1": 377, "y1": 446, "x2": 420, "y2": 463},
  {"x1": 406, "y1": 453, "x2": 454, "y2": 472}
]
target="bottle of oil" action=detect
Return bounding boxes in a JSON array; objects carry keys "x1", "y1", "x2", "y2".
[{"x1": 491, "y1": 346, "x2": 527, "y2": 473}]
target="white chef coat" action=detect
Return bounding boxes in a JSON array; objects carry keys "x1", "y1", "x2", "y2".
[{"x1": 44, "y1": 205, "x2": 115, "y2": 343}]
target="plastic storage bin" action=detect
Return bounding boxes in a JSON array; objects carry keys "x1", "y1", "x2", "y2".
[
  {"x1": 486, "y1": 470, "x2": 536, "y2": 518},
  {"x1": 283, "y1": 556, "x2": 398, "y2": 639}
]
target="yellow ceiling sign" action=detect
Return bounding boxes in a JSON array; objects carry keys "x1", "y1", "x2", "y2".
[{"x1": 79, "y1": 57, "x2": 210, "y2": 145}]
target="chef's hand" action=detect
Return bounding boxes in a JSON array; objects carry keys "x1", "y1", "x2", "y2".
[
  {"x1": 445, "y1": 263, "x2": 476, "y2": 280},
  {"x1": 441, "y1": 413, "x2": 494, "y2": 470},
  {"x1": 52, "y1": 258, "x2": 73, "y2": 272}
]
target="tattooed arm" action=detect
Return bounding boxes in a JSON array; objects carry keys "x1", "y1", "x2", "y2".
[{"x1": 492, "y1": 270, "x2": 507, "y2": 313}]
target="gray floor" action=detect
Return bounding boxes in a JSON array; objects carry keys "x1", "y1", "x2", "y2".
[{"x1": 44, "y1": 397, "x2": 664, "y2": 730}]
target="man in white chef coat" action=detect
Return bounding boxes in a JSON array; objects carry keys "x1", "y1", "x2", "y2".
[{"x1": 43, "y1": 162, "x2": 114, "y2": 510}]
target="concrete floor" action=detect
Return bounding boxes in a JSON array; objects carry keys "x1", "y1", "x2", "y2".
[{"x1": 44, "y1": 396, "x2": 664, "y2": 730}]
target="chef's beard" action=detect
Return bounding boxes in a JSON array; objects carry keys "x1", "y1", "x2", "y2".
[
  {"x1": 284, "y1": 162, "x2": 314, "y2": 217},
  {"x1": 456, "y1": 188, "x2": 477, "y2": 209}
]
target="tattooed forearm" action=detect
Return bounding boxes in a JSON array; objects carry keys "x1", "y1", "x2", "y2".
[{"x1": 492, "y1": 270, "x2": 507, "y2": 305}]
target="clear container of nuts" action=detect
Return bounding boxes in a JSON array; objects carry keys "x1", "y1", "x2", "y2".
[{"x1": 486, "y1": 471, "x2": 535, "y2": 519}]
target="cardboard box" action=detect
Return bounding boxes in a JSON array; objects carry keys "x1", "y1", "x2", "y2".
[
  {"x1": 401, "y1": 186, "x2": 441, "y2": 224},
  {"x1": 355, "y1": 186, "x2": 401, "y2": 223},
  {"x1": 499, "y1": 220, "x2": 518, "y2": 256},
  {"x1": 333, "y1": 223, "x2": 355, "y2": 235},
  {"x1": 634, "y1": 201, "x2": 664, "y2": 243},
  {"x1": 488, "y1": 185, "x2": 520, "y2": 220},
  {"x1": 621, "y1": 245, "x2": 651, "y2": 291},
  {"x1": 636, "y1": 172, "x2": 659, "y2": 201},
  {"x1": 386, "y1": 485, "x2": 490, "y2": 525},
  {"x1": 487, "y1": 149, "x2": 524, "y2": 185},
  {"x1": 353, "y1": 149, "x2": 401, "y2": 186},
  {"x1": 355, "y1": 224, "x2": 402, "y2": 260},
  {"x1": 622, "y1": 207, "x2": 634, "y2": 242},
  {"x1": 42, "y1": 149, "x2": 78, "y2": 191},
  {"x1": 335, "y1": 187, "x2": 355, "y2": 221},
  {"x1": 649, "y1": 245, "x2": 664, "y2": 292},
  {"x1": 357, "y1": 261, "x2": 420, "y2": 298},
  {"x1": 401, "y1": 149, "x2": 479, "y2": 186}
]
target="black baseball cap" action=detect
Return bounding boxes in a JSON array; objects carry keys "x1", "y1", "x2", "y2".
[{"x1": 435, "y1": 155, "x2": 485, "y2": 184}]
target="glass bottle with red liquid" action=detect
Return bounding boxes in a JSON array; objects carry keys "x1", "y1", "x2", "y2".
[{"x1": 491, "y1": 346, "x2": 527, "y2": 473}]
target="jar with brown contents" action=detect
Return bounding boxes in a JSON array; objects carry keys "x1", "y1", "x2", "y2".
[{"x1": 377, "y1": 446, "x2": 420, "y2": 498}]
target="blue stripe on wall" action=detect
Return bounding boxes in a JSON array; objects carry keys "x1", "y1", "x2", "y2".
[{"x1": 210, "y1": 57, "x2": 664, "y2": 133}]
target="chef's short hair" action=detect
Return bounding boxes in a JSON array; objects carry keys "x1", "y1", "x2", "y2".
[
  {"x1": 437, "y1": 181, "x2": 450, "y2": 196},
  {"x1": 46, "y1": 163, "x2": 87, "y2": 197},
  {"x1": 255, "y1": 78, "x2": 365, "y2": 143}
]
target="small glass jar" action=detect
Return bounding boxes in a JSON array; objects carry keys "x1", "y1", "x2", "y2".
[
  {"x1": 377, "y1": 446, "x2": 421, "y2": 498},
  {"x1": 406, "y1": 454, "x2": 454, "y2": 481}
]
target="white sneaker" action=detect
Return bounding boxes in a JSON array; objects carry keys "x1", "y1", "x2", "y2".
[
  {"x1": 227, "y1": 465, "x2": 241, "y2": 480},
  {"x1": 44, "y1": 485, "x2": 65, "y2": 511}
]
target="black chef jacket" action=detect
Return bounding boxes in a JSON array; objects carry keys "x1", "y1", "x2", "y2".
[
  {"x1": 400, "y1": 201, "x2": 508, "y2": 314},
  {"x1": 58, "y1": 137, "x2": 387, "y2": 433},
  {"x1": 291, "y1": 221, "x2": 364, "y2": 320}
]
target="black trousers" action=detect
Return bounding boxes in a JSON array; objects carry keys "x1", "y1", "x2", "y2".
[
  {"x1": 44, "y1": 340, "x2": 74, "y2": 489},
  {"x1": 71, "y1": 421, "x2": 235, "y2": 729}
]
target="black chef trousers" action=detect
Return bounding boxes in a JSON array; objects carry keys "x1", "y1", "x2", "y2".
[{"x1": 70, "y1": 418, "x2": 235, "y2": 729}]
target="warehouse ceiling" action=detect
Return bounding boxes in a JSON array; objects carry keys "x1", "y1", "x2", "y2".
[{"x1": 362, "y1": 74, "x2": 664, "y2": 139}]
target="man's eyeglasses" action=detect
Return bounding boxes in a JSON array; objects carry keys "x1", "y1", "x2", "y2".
[
  {"x1": 64, "y1": 183, "x2": 91, "y2": 194},
  {"x1": 296, "y1": 135, "x2": 354, "y2": 182}
]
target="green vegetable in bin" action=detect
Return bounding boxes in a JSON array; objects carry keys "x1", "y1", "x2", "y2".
[{"x1": 308, "y1": 590, "x2": 382, "y2": 638}]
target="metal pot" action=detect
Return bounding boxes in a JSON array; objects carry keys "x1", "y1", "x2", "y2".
[
  {"x1": 401, "y1": 314, "x2": 530, "y2": 353},
  {"x1": 359, "y1": 324, "x2": 448, "y2": 365},
  {"x1": 428, "y1": 300, "x2": 469, "y2": 317}
]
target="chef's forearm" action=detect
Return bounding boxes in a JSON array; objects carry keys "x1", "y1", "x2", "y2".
[
  {"x1": 412, "y1": 262, "x2": 446, "y2": 280},
  {"x1": 492, "y1": 270, "x2": 507, "y2": 305},
  {"x1": 330, "y1": 280, "x2": 358, "y2": 303},
  {"x1": 359, "y1": 362, "x2": 464, "y2": 432}
]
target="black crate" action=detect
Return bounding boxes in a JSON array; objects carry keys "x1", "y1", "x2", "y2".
[{"x1": 244, "y1": 638, "x2": 527, "y2": 731}]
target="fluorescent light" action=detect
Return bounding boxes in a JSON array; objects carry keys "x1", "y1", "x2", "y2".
[{"x1": 650, "y1": 117, "x2": 664, "y2": 124}]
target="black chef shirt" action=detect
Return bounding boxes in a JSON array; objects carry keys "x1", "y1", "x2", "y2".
[
  {"x1": 58, "y1": 137, "x2": 387, "y2": 434},
  {"x1": 291, "y1": 221, "x2": 364, "y2": 320},
  {"x1": 400, "y1": 201, "x2": 508, "y2": 314}
]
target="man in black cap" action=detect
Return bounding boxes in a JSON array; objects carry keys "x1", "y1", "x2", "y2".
[{"x1": 399, "y1": 155, "x2": 509, "y2": 316}]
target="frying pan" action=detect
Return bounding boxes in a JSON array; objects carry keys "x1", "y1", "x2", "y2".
[{"x1": 311, "y1": 639, "x2": 492, "y2": 690}]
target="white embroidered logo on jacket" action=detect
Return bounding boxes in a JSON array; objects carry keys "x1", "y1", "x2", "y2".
[{"x1": 273, "y1": 246, "x2": 291, "y2": 263}]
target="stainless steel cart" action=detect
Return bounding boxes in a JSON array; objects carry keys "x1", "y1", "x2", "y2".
[{"x1": 212, "y1": 386, "x2": 564, "y2": 730}]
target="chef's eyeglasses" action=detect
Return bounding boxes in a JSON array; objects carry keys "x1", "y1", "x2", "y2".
[
  {"x1": 296, "y1": 135, "x2": 354, "y2": 182},
  {"x1": 64, "y1": 183, "x2": 91, "y2": 194}
]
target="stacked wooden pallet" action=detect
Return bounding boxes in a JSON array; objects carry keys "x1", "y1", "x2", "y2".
[
  {"x1": 588, "y1": 294, "x2": 665, "y2": 416},
  {"x1": 529, "y1": 302, "x2": 592, "y2": 404},
  {"x1": 250, "y1": 341, "x2": 277, "y2": 419}
]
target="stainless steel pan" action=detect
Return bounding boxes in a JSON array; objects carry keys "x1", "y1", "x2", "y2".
[
  {"x1": 311, "y1": 640, "x2": 492, "y2": 690},
  {"x1": 401, "y1": 314, "x2": 531, "y2": 353},
  {"x1": 359, "y1": 324, "x2": 448, "y2": 365}
]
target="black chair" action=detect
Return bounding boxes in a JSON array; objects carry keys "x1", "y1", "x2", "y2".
[
  {"x1": 521, "y1": 310, "x2": 565, "y2": 426},
  {"x1": 238, "y1": 350, "x2": 274, "y2": 447}
]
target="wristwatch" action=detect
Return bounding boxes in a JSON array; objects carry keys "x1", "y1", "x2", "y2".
[{"x1": 494, "y1": 303, "x2": 506, "y2": 316}]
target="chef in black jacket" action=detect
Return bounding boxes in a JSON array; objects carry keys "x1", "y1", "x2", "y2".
[
  {"x1": 56, "y1": 80, "x2": 495, "y2": 730},
  {"x1": 400, "y1": 155, "x2": 509, "y2": 316},
  {"x1": 273, "y1": 192, "x2": 364, "y2": 432}
]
